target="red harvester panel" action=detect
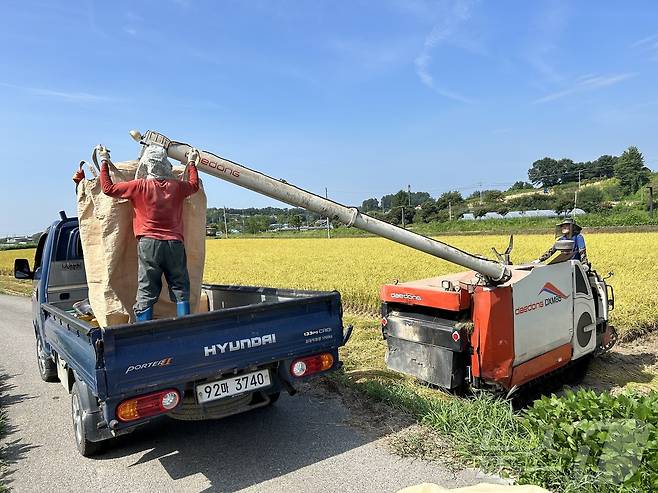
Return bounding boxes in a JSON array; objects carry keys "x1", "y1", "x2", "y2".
[
  {"x1": 470, "y1": 286, "x2": 515, "y2": 388},
  {"x1": 380, "y1": 283, "x2": 470, "y2": 311},
  {"x1": 509, "y1": 343, "x2": 572, "y2": 388}
]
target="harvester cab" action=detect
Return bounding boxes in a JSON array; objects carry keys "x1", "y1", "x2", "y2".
[{"x1": 119, "y1": 130, "x2": 616, "y2": 394}]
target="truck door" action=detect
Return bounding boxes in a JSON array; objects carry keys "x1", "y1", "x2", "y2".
[{"x1": 571, "y1": 262, "x2": 596, "y2": 360}]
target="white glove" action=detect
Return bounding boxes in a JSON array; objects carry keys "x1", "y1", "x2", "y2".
[
  {"x1": 531, "y1": 259, "x2": 541, "y2": 265},
  {"x1": 96, "y1": 145, "x2": 111, "y2": 162},
  {"x1": 187, "y1": 147, "x2": 200, "y2": 166},
  {"x1": 582, "y1": 263, "x2": 590, "y2": 272}
]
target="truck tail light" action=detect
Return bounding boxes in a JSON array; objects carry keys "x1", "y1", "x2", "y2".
[
  {"x1": 290, "y1": 353, "x2": 334, "y2": 378},
  {"x1": 116, "y1": 389, "x2": 180, "y2": 422}
]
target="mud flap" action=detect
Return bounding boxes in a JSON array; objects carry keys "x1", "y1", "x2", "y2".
[{"x1": 74, "y1": 379, "x2": 114, "y2": 443}]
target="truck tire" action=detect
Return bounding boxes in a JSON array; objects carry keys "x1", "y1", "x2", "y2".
[
  {"x1": 36, "y1": 335, "x2": 58, "y2": 382},
  {"x1": 71, "y1": 382, "x2": 104, "y2": 457}
]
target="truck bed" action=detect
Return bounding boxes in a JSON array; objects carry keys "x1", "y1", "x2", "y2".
[{"x1": 42, "y1": 284, "x2": 345, "y2": 427}]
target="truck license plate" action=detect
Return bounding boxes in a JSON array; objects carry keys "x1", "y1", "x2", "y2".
[{"x1": 196, "y1": 370, "x2": 271, "y2": 404}]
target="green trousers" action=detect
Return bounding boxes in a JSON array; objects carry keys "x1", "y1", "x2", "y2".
[{"x1": 134, "y1": 237, "x2": 190, "y2": 314}]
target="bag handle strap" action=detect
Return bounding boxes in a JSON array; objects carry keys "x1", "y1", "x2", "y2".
[{"x1": 92, "y1": 148, "x2": 129, "y2": 182}]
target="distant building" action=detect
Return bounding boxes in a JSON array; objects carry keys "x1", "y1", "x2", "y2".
[
  {"x1": 460, "y1": 209, "x2": 585, "y2": 221},
  {"x1": 5, "y1": 236, "x2": 31, "y2": 244},
  {"x1": 505, "y1": 209, "x2": 558, "y2": 219}
]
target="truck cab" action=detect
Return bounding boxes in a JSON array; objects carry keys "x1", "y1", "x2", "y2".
[{"x1": 15, "y1": 213, "x2": 351, "y2": 456}]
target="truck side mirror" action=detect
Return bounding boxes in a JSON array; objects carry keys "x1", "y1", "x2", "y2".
[{"x1": 14, "y1": 258, "x2": 33, "y2": 280}]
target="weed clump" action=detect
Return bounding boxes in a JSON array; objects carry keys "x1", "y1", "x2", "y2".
[{"x1": 346, "y1": 376, "x2": 658, "y2": 493}]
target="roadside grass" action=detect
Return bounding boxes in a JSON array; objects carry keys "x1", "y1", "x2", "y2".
[
  {"x1": 0, "y1": 373, "x2": 7, "y2": 493},
  {"x1": 337, "y1": 315, "x2": 658, "y2": 493},
  {"x1": 0, "y1": 276, "x2": 31, "y2": 297}
]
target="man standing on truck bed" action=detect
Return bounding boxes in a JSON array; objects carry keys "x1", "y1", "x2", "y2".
[{"x1": 97, "y1": 144, "x2": 200, "y2": 321}]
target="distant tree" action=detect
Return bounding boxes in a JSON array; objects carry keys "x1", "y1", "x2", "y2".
[
  {"x1": 564, "y1": 159, "x2": 588, "y2": 182},
  {"x1": 473, "y1": 207, "x2": 488, "y2": 219},
  {"x1": 289, "y1": 214, "x2": 303, "y2": 230},
  {"x1": 244, "y1": 215, "x2": 269, "y2": 234},
  {"x1": 577, "y1": 187, "x2": 605, "y2": 212},
  {"x1": 508, "y1": 193, "x2": 555, "y2": 211},
  {"x1": 614, "y1": 146, "x2": 651, "y2": 195},
  {"x1": 593, "y1": 155, "x2": 617, "y2": 178},
  {"x1": 553, "y1": 193, "x2": 574, "y2": 216},
  {"x1": 387, "y1": 203, "x2": 415, "y2": 225},
  {"x1": 409, "y1": 191, "x2": 432, "y2": 206},
  {"x1": 369, "y1": 210, "x2": 389, "y2": 222},
  {"x1": 391, "y1": 190, "x2": 410, "y2": 208},
  {"x1": 380, "y1": 194, "x2": 395, "y2": 211},
  {"x1": 436, "y1": 191, "x2": 464, "y2": 210},
  {"x1": 386, "y1": 208, "x2": 401, "y2": 226},
  {"x1": 361, "y1": 198, "x2": 379, "y2": 212},
  {"x1": 415, "y1": 201, "x2": 439, "y2": 223},
  {"x1": 482, "y1": 190, "x2": 505, "y2": 203},
  {"x1": 507, "y1": 181, "x2": 534, "y2": 192},
  {"x1": 467, "y1": 190, "x2": 481, "y2": 201},
  {"x1": 528, "y1": 157, "x2": 566, "y2": 187}
]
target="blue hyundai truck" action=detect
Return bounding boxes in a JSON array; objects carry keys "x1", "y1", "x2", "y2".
[{"x1": 14, "y1": 213, "x2": 351, "y2": 456}]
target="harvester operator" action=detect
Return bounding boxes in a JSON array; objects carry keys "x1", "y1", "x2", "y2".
[
  {"x1": 534, "y1": 218, "x2": 588, "y2": 266},
  {"x1": 76, "y1": 145, "x2": 201, "y2": 321}
]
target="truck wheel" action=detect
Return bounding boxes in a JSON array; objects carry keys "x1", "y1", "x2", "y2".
[
  {"x1": 71, "y1": 382, "x2": 103, "y2": 457},
  {"x1": 36, "y1": 335, "x2": 58, "y2": 382}
]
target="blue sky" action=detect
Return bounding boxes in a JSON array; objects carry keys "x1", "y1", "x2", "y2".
[{"x1": 2, "y1": 0, "x2": 658, "y2": 234}]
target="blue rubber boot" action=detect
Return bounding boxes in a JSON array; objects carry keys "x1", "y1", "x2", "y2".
[
  {"x1": 135, "y1": 306, "x2": 153, "y2": 322},
  {"x1": 176, "y1": 301, "x2": 190, "y2": 317}
]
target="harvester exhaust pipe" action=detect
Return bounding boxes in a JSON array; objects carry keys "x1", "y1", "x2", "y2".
[{"x1": 134, "y1": 130, "x2": 511, "y2": 284}]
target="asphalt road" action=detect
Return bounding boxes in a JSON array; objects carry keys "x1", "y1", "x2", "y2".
[{"x1": 0, "y1": 295, "x2": 498, "y2": 493}]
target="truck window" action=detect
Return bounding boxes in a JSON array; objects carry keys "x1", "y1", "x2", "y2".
[
  {"x1": 54, "y1": 224, "x2": 84, "y2": 261},
  {"x1": 33, "y1": 230, "x2": 49, "y2": 272}
]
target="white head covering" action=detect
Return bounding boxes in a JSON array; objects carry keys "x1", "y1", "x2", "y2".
[{"x1": 136, "y1": 145, "x2": 173, "y2": 180}]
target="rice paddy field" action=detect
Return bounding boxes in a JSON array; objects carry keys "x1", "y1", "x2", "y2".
[
  {"x1": 1, "y1": 231, "x2": 657, "y2": 337},
  {"x1": 201, "y1": 232, "x2": 658, "y2": 339}
]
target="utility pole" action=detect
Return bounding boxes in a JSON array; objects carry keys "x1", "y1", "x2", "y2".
[
  {"x1": 448, "y1": 201, "x2": 453, "y2": 221},
  {"x1": 325, "y1": 187, "x2": 331, "y2": 239},
  {"x1": 223, "y1": 207, "x2": 229, "y2": 238},
  {"x1": 478, "y1": 182, "x2": 483, "y2": 205},
  {"x1": 647, "y1": 186, "x2": 653, "y2": 214},
  {"x1": 578, "y1": 170, "x2": 582, "y2": 189},
  {"x1": 401, "y1": 206, "x2": 405, "y2": 229}
]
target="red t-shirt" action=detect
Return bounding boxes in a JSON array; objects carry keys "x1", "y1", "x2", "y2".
[{"x1": 100, "y1": 163, "x2": 200, "y2": 241}]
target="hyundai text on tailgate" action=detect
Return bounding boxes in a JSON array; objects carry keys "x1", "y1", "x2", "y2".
[{"x1": 14, "y1": 214, "x2": 352, "y2": 456}]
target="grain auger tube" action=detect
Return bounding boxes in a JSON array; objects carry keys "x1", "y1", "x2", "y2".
[{"x1": 128, "y1": 129, "x2": 511, "y2": 285}]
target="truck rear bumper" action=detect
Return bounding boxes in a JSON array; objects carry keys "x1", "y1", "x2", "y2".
[{"x1": 168, "y1": 389, "x2": 277, "y2": 421}]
